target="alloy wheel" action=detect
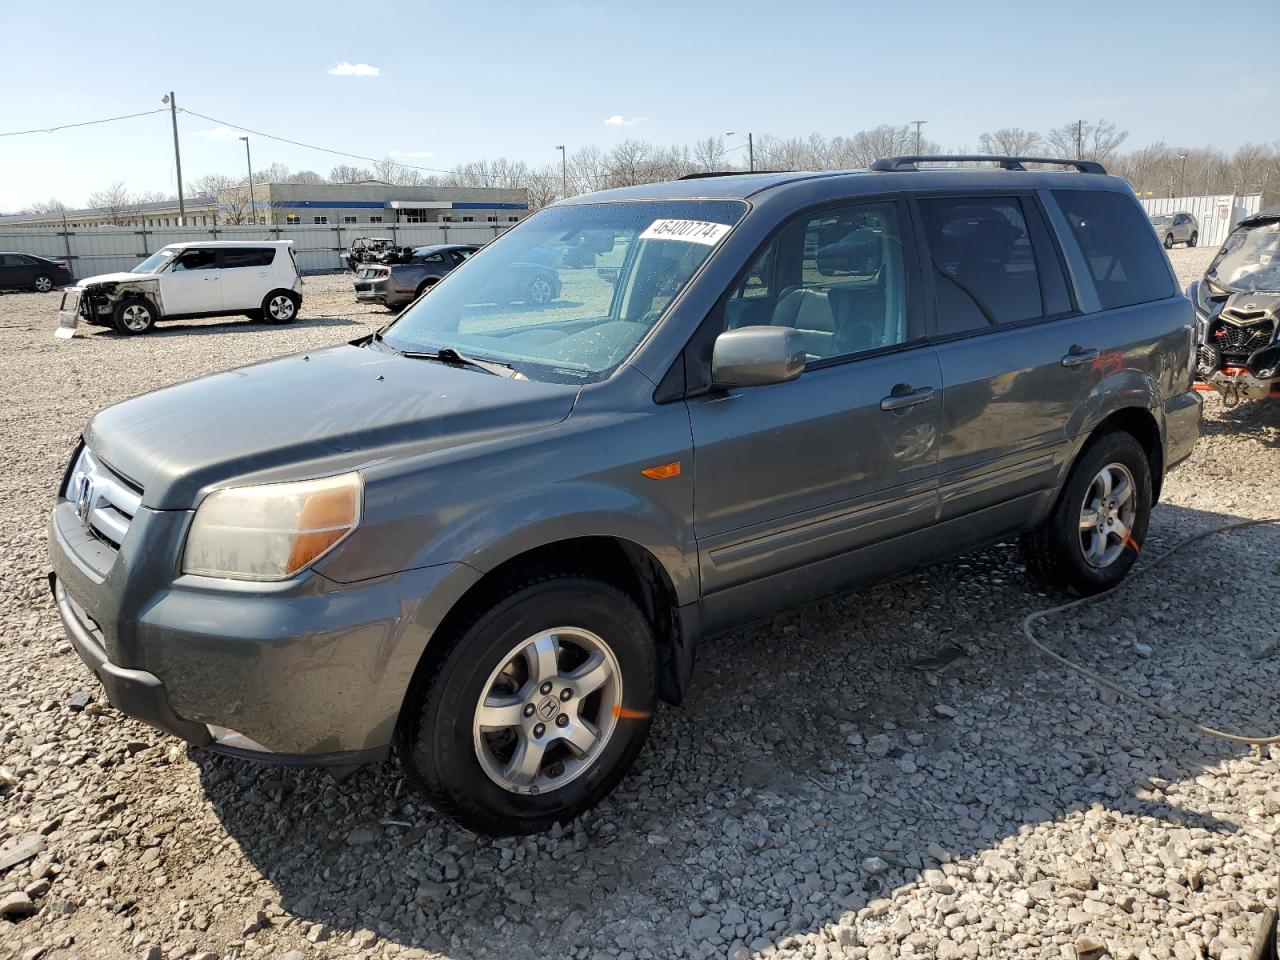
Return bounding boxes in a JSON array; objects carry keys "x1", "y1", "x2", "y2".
[
  {"x1": 121, "y1": 305, "x2": 151, "y2": 331},
  {"x1": 1078, "y1": 462, "x2": 1137, "y2": 568},
  {"x1": 472, "y1": 627, "x2": 622, "y2": 795},
  {"x1": 528, "y1": 277, "x2": 553, "y2": 304},
  {"x1": 269, "y1": 295, "x2": 295, "y2": 320},
  {"x1": 34, "y1": 275, "x2": 53, "y2": 292}
]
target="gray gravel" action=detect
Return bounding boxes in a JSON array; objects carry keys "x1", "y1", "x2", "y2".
[{"x1": 2, "y1": 251, "x2": 1278, "y2": 960}]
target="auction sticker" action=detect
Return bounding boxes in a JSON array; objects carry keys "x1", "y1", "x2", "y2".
[{"x1": 639, "y1": 219, "x2": 732, "y2": 245}]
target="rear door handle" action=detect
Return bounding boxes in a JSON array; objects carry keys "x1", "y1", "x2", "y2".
[
  {"x1": 880, "y1": 386, "x2": 935, "y2": 411},
  {"x1": 1061, "y1": 347, "x2": 1099, "y2": 367}
]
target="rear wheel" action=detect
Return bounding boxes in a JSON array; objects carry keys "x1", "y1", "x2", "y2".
[
  {"x1": 262, "y1": 290, "x2": 299, "y2": 324},
  {"x1": 1188, "y1": 231, "x2": 1198, "y2": 248},
  {"x1": 32, "y1": 274, "x2": 54, "y2": 293},
  {"x1": 112, "y1": 297, "x2": 155, "y2": 335},
  {"x1": 398, "y1": 575, "x2": 656, "y2": 836},
  {"x1": 1020, "y1": 430, "x2": 1152, "y2": 595},
  {"x1": 415, "y1": 279, "x2": 438, "y2": 300}
]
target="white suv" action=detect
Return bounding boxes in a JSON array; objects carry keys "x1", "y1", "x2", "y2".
[{"x1": 57, "y1": 241, "x2": 303, "y2": 337}]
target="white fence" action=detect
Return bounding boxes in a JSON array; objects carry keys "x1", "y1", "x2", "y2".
[
  {"x1": 1139, "y1": 194, "x2": 1261, "y2": 249},
  {"x1": 0, "y1": 222, "x2": 514, "y2": 279}
]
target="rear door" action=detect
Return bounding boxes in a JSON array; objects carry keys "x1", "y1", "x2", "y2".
[
  {"x1": 688, "y1": 197, "x2": 944, "y2": 617},
  {"x1": 219, "y1": 247, "x2": 277, "y2": 309},
  {"x1": 914, "y1": 192, "x2": 1102, "y2": 524},
  {"x1": 158, "y1": 247, "x2": 221, "y2": 315}
]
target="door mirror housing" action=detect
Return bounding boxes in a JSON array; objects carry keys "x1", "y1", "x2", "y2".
[{"x1": 711, "y1": 326, "x2": 806, "y2": 388}]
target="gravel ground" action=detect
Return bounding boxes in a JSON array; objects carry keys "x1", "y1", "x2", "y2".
[{"x1": 2, "y1": 249, "x2": 1279, "y2": 960}]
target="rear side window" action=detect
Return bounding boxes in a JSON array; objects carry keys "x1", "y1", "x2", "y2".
[
  {"x1": 917, "y1": 196, "x2": 1070, "y2": 334},
  {"x1": 1052, "y1": 190, "x2": 1175, "y2": 310},
  {"x1": 221, "y1": 248, "x2": 276, "y2": 269}
]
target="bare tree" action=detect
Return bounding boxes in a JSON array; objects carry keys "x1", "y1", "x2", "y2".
[
  {"x1": 1047, "y1": 119, "x2": 1128, "y2": 163},
  {"x1": 978, "y1": 127, "x2": 1042, "y2": 156},
  {"x1": 192, "y1": 173, "x2": 252, "y2": 225},
  {"x1": 329, "y1": 164, "x2": 375, "y2": 183},
  {"x1": 87, "y1": 181, "x2": 137, "y2": 225},
  {"x1": 692, "y1": 135, "x2": 728, "y2": 172},
  {"x1": 19, "y1": 198, "x2": 67, "y2": 215},
  {"x1": 523, "y1": 165, "x2": 562, "y2": 210},
  {"x1": 568, "y1": 145, "x2": 609, "y2": 194}
]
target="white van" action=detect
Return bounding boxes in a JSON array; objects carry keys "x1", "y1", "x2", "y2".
[{"x1": 57, "y1": 241, "x2": 303, "y2": 336}]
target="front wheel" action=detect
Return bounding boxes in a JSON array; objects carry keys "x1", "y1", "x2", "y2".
[
  {"x1": 1020, "y1": 430, "x2": 1153, "y2": 596},
  {"x1": 32, "y1": 274, "x2": 54, "y2": 293},
  {"x1": 262, "y1": 290, "x2": 299, "y2": 324},
  {"x1": 1188, "y1": 231, "x2": 1198, "y2": 248},
  {"x1": 1164, "y1": 233, "x2": 1175, "y2": 249},
  {"x1": 112, "y1": 297, "x2": 156, "y2": 335},
  {"x1": 526, "y1": 275, "x2": 554, "y2": 305},
  {"x1": 398, "y1": 576, "x2": 656, "y2": 835}
]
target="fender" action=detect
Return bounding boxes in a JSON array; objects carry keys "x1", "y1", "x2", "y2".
[{"x1": 1057, "y1": 366, "x2": 1163, "y2": 487}]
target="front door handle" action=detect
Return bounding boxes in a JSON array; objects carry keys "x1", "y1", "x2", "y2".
[
  {"x1": 880, "y1": 386, "x2": 935, "y2": 412},
  {"x1": 1061, "y1": 346, "x2": 1099, "y2": 368}
]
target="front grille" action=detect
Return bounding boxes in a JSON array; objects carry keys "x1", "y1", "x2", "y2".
[
  {"x1": 1209, "y1": 318, "x2": 1275, "y2": 361},
  {"x1": 66, "y1": 447, "x2": 142, "y2": 549}
]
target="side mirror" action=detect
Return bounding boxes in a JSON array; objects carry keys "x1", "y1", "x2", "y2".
[{"x1": 711, "y1": 326, "x2": 806, "y2": 388}]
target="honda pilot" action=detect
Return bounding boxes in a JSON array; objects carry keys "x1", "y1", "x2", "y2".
[{"x1": 48, "y1": 156, "x2": 1201, "y2": 835}]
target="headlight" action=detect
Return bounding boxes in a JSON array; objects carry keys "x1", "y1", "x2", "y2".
[{"x1": 183, "y1": 472, "x2": 362, "y2": 581}]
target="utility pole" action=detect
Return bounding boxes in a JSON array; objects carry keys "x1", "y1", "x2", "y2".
[
  {"x1": 555, "y1": 145, "x2": 567, "y2": 199},
  {"x1": 239, "y1": 136, "x2": 255, "y2": 225},
  {"x1": 1075, "y1": 120, "x2": 1085, "y2": 160},
  {"x1": 163, "y1": 92, "x2": 186, "y2": 226},
  {"x1": 1178, "y1": 153, "x2": 1188, "y2": 199},
  {"x1": 911, "y1": 120, "x2": 927, "y2": 155},
  {"x1": 727, "y1": 132, "x2": 754, "y2": 172}
]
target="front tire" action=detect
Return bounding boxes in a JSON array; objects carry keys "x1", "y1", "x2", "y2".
[
  {"x1": 1164, "y1": 233, "x2": 1175, "y2": 249},
  {"x1": 1188, "y1": 231, "x2": 1198, "y2": 248},
  {"x1": 398, "y1": 575, "x2": 656, "y2": 836},
  {"x1": 32, "y1": 274, "x2": 54, "y2": 293},
  {"x1": 112, "y1": 297, "x2": 156, "y2": 335},
  {"x1": 262, "y1": 290, "x2": 299, "y2": 324},
  {"x1": 526, "y1": 275, "x2": 554, "y2": 305},
  {"x1": 1020, "y1": 430, "x2": 1153, "y2": 596}
]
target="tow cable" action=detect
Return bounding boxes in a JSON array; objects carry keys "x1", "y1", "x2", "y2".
[{"x1": 1022, "y1": 516, "x2": 1280, "y2": 746}]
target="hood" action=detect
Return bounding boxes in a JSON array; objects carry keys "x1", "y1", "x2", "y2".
[
  {"x1": 85, "y1": 344, "x2": 579, "y2": 509},
  {"x1": 74, "y1": 271, "x2": 159, "y2": 288}
]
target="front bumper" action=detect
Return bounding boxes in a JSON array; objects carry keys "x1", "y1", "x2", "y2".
[{"x1": 48, "y1": 499, "x2": 477, "y2": 765}]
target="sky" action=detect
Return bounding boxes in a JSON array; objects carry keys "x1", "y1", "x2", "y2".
[{"x1": 2, "y1": 0, "x2": 1278, "y2": 212}]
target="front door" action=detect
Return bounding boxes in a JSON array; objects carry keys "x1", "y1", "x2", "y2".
[
  {"x1": 913, "y1": 193, "x2": 1102, "y2": 523},
  {"x1": 159, "y1": 247, "x2": 221, "y2": 315},
  {"x1": 688, "y1": 197, "x2": 943, "y2": 623}
]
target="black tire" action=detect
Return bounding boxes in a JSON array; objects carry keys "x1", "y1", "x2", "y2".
[
  {"x1": 1020, "y1": 430, "x2": 1153, "y2": 596},
  {"x1": 415, "y1": 279, "x2": 437, "y2": 300},
  {"x1": 32, "y1": 274, "x2": 54, "y2": 293},
  {"x1": 261, "y1": 290, "x2": 300, "y2": 324},
  {"x1": 1188, "y1": 231, "x2": 1198, "y2": 248},
  {"x1": 112, "y1": 297, "x2": 156, "y2": 335},
  {"x1": 1164, "y1": 233, "x2": 1175, "y2": 249},
  {"x1": 526, "y1": 275, "x2": 554, "y2": 305},
  {"x1": 398, "y1": 575, "x2": 656, "y2": 836}
]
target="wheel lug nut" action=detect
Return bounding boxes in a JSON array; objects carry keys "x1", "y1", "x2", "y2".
[
  {"x1": 539, "y1": 681, "x2": 553, "y2": 695},
  {"x1": 555, "y1": 714, "x2": 569, "y2": 728},
  {"x1": 559, "y1": 688, "x2": 572, "y2": 701},
  {"x1": 533, "y1": 723, "x2": 545, "y2": 738},
  {"x1": 523, "y1": 703, "x2": 535, "y2": 718}
]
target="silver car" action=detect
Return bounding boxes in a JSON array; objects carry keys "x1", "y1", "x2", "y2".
[
  {"x1": 354, "y1": 243, "x2": 479, "y2": 309},
  {"x1": 1151, "y1": 211, "x2": 1199, "y2": 248}
]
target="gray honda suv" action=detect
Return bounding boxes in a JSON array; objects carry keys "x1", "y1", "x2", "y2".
[{"x1": 49, "y1": 156, "x2": 1201, "y2": 835}]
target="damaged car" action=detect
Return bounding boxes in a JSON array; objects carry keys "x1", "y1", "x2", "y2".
[
  {"x1": 56, "y1": 241, "x2": 303, "y2": 337},
  {"x1": 1188, "y1": 205, "x2": 1280, "y2": 404}
]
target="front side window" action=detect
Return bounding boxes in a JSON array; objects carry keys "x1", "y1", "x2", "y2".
[
  {"x1": 918, "y1": 196, "x2": 1069, "y2": 334},
  {"x1": 382, "y1": 199, "x2": 746, "y2": 384},
  {"x1": 722, "y1": 200, "x2": 911, "y2": 361},
  {"x1": 1053, "y1": 190, "x2": 1175, "y2": 310},
  {"x1": 1206, "y1": 219, "x2": 1280, "y2": 293},
  {"x1": 171, "y1": 249, "x2": 218, "y2": 272}
]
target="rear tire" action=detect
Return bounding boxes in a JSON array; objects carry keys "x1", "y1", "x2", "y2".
[
  {"x1": 32, "y1": 274, "x2": 54, "y2": 293},
  {"x1": 1188, "y1": 231, "x2": 1198, "y2": 248},
  {"x1": 112, "y1": 297, "x2": 156, "y2": 335},
  {"x1": 262, "y1": 290, "x2": 299, "y2": 324},
  {"x1": 397, "y1": 575, "x2": 656, "y2": 836},
  {"x1": 415, "y1": 279, "x2": 437, "y2": 300},
  {"x1": 1164, "y1": 234, "x2": 1175, "y2": 249},
  {"x1": 1020, "y1": 430, "x2": 1152, "y2": 596}
]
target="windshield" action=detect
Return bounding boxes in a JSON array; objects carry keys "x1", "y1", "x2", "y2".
[
  {"x1": 132, "y1": 247, "x2": 179, "y2": 274},
  {"x1": 1151, "y1": 215, "x2": 1173, "y2": 226},
  {"x1": 1206, "y1": 220, "x2": 1280, "y2": 293},
  {"x1": 381, "y1": 199, "x2": 746, "y2": 383}
]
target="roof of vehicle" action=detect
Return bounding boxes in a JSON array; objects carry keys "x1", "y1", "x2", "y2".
[
  {"x1": 559, "y1": 162, "x2": 1132, "y2": 206},
  {"x1": 0, "y1": 251, "x2": 62, "y2": 258},
  {"x1": 411, "y1": 243, "x2": 479, "y2": 253},
  {"x1": 1239, "y1": 204, "x2": 1280, "y2": 226},
  {"x1": 155, "y1": 240, "x2": 295, "y2": 249}
]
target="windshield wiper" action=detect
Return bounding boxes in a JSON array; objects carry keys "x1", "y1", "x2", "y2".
[{"x1": 398, "y1": 345, "x2": 524, "y2": 379}]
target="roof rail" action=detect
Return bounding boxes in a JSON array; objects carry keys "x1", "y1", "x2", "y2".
[
  {"x1": 870, "y1": 155, "x2": 1107, "y2": 175},
  {"x1": 677, "y1": 170, "x2": 790, "y2": 180}
]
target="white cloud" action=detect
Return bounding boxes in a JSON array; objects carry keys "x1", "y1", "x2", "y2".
[
  {"x1": 328, "y1": 61, "x2": 380, "y2": 77},
  {"x1": 389, "y1": 149, "x2": 433, "y2": 158},
  {"x1": 195, "y1": 126, "x2": 243, "y2": 140},
  {"x1": 604, "y1": 114, "x2": 646, "y2": 127}
]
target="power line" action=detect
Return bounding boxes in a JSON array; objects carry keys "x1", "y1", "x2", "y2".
[
  {"x1": 0, "y1": 108, "x2": 167, "y2": 138},
  {"x1": 176, "y1": 106, "x2": 456, "y2": 176}
]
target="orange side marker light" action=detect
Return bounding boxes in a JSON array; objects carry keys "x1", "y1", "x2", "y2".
[{"x1": 640, "y1": 461, "x2": 681, "y2": 480}]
